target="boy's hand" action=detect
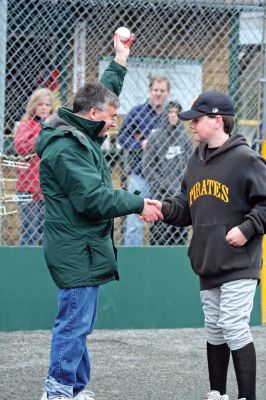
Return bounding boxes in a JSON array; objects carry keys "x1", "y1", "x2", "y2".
[
  {"x1": 114, "y1": 32, "x2": 134, "y2": 67},
  {"x1": 146, "y1": 199, "x2": 162, "y2": 212},
  {"x1": 225, "y1": 226, "x2": 248, "y2": 247}
]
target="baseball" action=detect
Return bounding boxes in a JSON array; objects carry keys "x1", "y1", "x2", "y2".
[{"x1": 116, "y1": 27, "x2": 131, "y2": 42}]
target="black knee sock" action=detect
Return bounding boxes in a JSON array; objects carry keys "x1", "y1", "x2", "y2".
[
  {"x1": 207, "y1": 342, "x2": 230, "y2": 395},
  {"x1": 231, "y1": 342, "x2": 256, "y2": 400}
]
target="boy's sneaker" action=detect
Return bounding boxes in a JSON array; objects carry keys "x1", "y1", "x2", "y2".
[
  {"x1": 205, "y1": 391, "x2": 221, "y2": 399},
  {"x1": 74, "y1": 391, "x2": 95, "y2": 400},
  {"x1": 205, "y1": 391, "x2": 229, "y2": 400}
]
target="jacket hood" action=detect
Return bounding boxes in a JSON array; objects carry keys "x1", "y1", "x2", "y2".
[
  {"x1": 36, "y1": 107, "x2": 106, "y2": 158},
  {"x1": 197, "y1": 133, "x2": 249, "y2": 164}
]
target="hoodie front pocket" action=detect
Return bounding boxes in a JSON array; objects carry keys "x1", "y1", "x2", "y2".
[{"x1": 188, "y1": 223, "x2": 250, "y2": 277}]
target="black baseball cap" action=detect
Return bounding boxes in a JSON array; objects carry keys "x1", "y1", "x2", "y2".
[{"x1": 178, "y1": 90, "x2": 235, "y2": 121}]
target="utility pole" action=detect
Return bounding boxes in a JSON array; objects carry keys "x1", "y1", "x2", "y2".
[{"x1": 261, "y1": 6, "x2": 266, "y2": 325}]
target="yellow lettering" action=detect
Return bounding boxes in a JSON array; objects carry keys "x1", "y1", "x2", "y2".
[
  {"x1": 189, "y1": 180, "x2": 229, "y2": 205},
  {"x1": 221, "y1": 184, "x2": 229, "y2": 203},
  {"x1": 213, "y1": 181, "x2": 221, "y2": 198},
  {"x1": 207, "y1": 179, "x2": 213, "y2": 194},
  {"x1": 201, "y1": 179, "x2": 208, "y2": 195},
  {"x1": 195, "y1": 182, "x2": 201, "y2": 199},
  {"x1": 189, "y1": 188, "x2": 194, "y2": 206}
]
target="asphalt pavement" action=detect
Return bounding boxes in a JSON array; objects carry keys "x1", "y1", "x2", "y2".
[{"x1": 0, "y1": 327, "x2": 265, "y2": 400}]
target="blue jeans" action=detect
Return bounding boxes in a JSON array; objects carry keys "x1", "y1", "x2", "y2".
[
  {"x1": 124, "y1": 173, "x2": 149, "y2": 246},
  {"x1": 17, "y1": 192, "x2": 45, "y2": 246},
  {"x1": 45, "y1": 286, "x2": 99, "y2": 398}
]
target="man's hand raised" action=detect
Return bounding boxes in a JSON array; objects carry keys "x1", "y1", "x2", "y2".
[
  {"x1": 114, "y1": 32, "x2": 134, "y2": 67},
  {"x1": 139, "y1": 199, "x2": 163, "y2": 223}
]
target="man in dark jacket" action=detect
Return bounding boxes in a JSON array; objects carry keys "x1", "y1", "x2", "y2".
[
  {"x1": 143, "y1": 101, "x2": 194, "y2": 245},
  {"x1": 37, "y1": 34, "x2": 162, "y2": 400}
]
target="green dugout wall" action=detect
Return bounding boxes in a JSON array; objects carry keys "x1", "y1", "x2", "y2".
[{"x1": 0, "y1": 247, "x2": 261, "y2": 331}]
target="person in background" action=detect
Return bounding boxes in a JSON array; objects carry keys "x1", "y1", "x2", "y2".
[
  {"x1": 118, "y1": 75, "x2": 170, "y2": 245},
  {"x1": 143, "y1": 101, "x2": 194, "y2": 245},
  {"x1": 14, "y1": 88, "x2": 55, "y2": 245}
]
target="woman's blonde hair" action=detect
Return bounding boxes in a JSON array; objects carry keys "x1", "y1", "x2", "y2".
[{"x1": 25, "y1": 88, "x2": 55, "y2": 118}]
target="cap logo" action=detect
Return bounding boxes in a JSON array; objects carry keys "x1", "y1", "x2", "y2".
[{"x1": 212, "y1": 108, "x2": 218, "y2": 113}]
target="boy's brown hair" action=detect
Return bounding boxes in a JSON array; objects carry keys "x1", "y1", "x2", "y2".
[{"x1": 207, "y1": 114, "x2": 234, "y2": 135}]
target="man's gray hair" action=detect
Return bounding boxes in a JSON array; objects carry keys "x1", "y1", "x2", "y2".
[{"x1": 73, "y1": 83, "x2": 119, "y2": 113}]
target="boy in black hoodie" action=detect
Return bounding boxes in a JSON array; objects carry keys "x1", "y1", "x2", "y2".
[{"x1": 144, "y1": 91, "x2": 266, "y2": 400}]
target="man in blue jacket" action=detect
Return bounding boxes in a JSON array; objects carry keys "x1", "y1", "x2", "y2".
[{"x1": 118, "y1": 75, "x2": 170, "y2": 245}]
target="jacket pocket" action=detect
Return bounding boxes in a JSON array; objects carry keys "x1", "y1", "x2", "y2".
[
  {"x1": 188, "y1": 223, "x2": 251, "y2": 277},
  {"x1": 87, "y1": 235, "x2": 118, "y2": 280}
]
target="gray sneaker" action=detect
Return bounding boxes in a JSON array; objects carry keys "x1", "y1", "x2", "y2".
[
  {"x1": 40, "y1": 394, "x2": 71, "y2": 400},
  {"x1": 205, "y1": 391, "x2": 221, "y2": 400},
  {"x1": 74, "y1": 391, "x2": 95, "y2": 400},
  {"x1": 40, "y1": 390, "x2": 95, "y2": 400},
  {"x1": 205, "y1": 391, "x2": 229, "y2": 400}
]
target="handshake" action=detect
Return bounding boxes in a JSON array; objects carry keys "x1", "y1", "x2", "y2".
[{"x1": 139, "y1": 199, "x2": 163, "y2": 223}]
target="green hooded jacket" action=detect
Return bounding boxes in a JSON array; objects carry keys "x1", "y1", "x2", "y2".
[{"x1": 35, "y1": 61, "x2": 144, "y2": 288}]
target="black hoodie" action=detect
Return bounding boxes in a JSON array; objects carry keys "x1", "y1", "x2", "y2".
[
  {"x1": 142, "y1": 119, "x2": 194, "y2": 197},
  {"x1": 162, "y1": 134, "x2": 266, "y2": 290}
]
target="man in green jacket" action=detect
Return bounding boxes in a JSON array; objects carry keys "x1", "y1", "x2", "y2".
[{"x1": 37, "y1": 34, "x2": 162, "y2": 400}]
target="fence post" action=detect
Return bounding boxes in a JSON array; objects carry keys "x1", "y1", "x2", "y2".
[
  {"x1": 229, "y1": 11, "x2": 240, "y2": 124},
  {"x1": 0, "y1": 0, "x2": 7, "y2": 152},
  {"x1": 260, "y1": 6, "x2": 266, "y2": 325},
  {"x1": 0, "y1": 0, "x2": 8, "y2": 246}
]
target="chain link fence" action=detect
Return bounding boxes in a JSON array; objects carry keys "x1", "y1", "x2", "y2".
[{"x1": 1, "y1": 0, "x2": 265, "y2": 246}]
